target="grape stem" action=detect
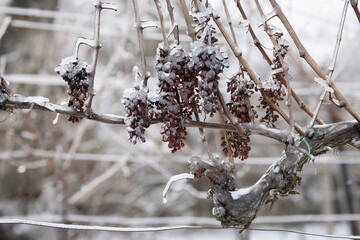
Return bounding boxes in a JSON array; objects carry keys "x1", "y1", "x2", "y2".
[{"x1": 73, "y1": 1, "x2": 117, "y2": 118}]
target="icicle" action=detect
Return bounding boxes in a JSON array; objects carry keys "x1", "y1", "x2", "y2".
[
  {"x1": 53, "y1": 113, "x2": 60, "y2": 125},
  {"x1": 162, "y1": 173, "x2": 194, "y2": 204}
]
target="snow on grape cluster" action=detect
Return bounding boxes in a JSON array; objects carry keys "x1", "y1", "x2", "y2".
[
  {"x1": 122, "y1": 85, "x2": 149, "y2": 144},
  {"x1": 188, "y1": 41, "x2": 226, "y2": 116},
  {"x1": 222, "y1": 73, "x2": 257, "y2": 160},
  {"x1": 258, "y1": 25, "x2": 288, "y2": 126},
  {"x1": 55, "y1": 56, "x2": 90, "y2": 123}
]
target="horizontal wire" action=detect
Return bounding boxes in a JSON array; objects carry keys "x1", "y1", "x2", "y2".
[{"x1": 0, "y1": 218, "x2": 359, "y2": 239}]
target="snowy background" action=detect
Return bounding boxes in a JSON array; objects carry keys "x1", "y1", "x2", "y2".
[{"x1": 0, "y1": 0, "x2": 359, "y2": 239}]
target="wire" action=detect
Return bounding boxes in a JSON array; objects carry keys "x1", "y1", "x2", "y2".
[
  {"x1": 0, "y1": 218, "x2": 360, "y2": 239},
  {"x1": 248, "y1": 227, "x2": 360, "y2": 239}
]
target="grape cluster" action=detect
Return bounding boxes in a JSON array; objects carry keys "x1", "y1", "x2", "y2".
[
  {"x1": 188, "y1": 41, "x2": 226, "y2": 117},
  {"x1": 221, "y1": 75, "x2": 256, "y2": 160},
  {"x1": 55, "y1": 56, "x2": 90, "y2": 123},
  {"x1": 258, "y1": 26, "x2": 288, "y2": 126},
  {"x1": 154, "y1": 44, "x2": 189, "y2": 152},
  {"x1": 122, "y1": 85, "x2": 149, "y2": 144}
]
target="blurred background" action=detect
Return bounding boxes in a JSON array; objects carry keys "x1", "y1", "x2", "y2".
[{"x1": 0, "y1": 0, "x2": 359, "y2": 239}]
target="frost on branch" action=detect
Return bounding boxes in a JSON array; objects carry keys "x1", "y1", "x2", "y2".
[
  {"x1": 122, "y1": 85, "x2": 149, "y2": 144},
  {"x1": 55, "y1": 56, "x2": 90, "y2": 123}
]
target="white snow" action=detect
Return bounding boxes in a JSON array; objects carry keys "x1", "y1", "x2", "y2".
[{"x1": 230, "y1": 187, "x2": 252, "y2": 200}]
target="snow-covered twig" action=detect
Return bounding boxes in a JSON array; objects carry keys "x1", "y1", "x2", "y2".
[
  {"x1": 221, "y1": 0, "x2": 237, "y2": 46},
  {"x1": 165, "y1": 0, "x2": 179, "y2": 42},
  {"x1": 210, "y1": 6, "x2": 304, "y2": 136},
  {"x1": 306, "y1": 0, "x2": 349, "y2": 130},
  {"x1": 162, "y1": 173, "x2": 194, "y2": 204},
  {"x1": 268, "y1": 0, "x2": 360, "y2": 124},
  {"x1": 132, "y1": 0, "x2": 151, "y2": 86},
  {"x1": 154, "y1": 0, "x2": 168, "y2": 49},
  {"x1": 179, "y1": 0, "x2": 196, "y2": 41}
]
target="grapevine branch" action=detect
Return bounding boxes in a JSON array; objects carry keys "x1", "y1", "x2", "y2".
[
  {"x1": 269, "y1": 0, "x2": 360, "y2": 123},
  {"x1": 74, "y1": 1, "x2": 117, "y2": 117},
  {"x1": 254, "y1": 0, "x2": 295, "y2": 137},
  {"x1": 307, "y1": 0, "x2": 349, "y2": 130},
  {"x1": 132, "y1": 0, "x2": 151, "y2": 86},
  {"x1": 211, "y1": 12, "x2": 305, "y2": 136},
  {"x1": 165, "y1": 0, "x2": 179, "y2": 42},
  {"x1": 188, "y1": 120, "x2": 360, "y2": 230},
  {"x1": 237, "y1": 1, "x2": 324, "y2": 126},
  {"x1": 2, "y1": 93, "x2": 292, "y2": 143}
]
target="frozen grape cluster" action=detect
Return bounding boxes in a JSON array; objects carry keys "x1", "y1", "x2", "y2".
[
  {"x1": 258, "y1": 25, "x2": 288, "y2": 126},
  {"x1": 55, "y1": 56, "x2": 90, "y2": 123},
  {"x1": 122, "y1": 85, "x2": 149, "y2": 144},
  {"x1": 222, "y1": 74, "x2": 257, "y2": 160},
  {"x1": 153, "y1": 44, "x2": 189, "y2": 153},
  {"x1": 188, "y1": 41, "x2": 226, "y2": 117}
]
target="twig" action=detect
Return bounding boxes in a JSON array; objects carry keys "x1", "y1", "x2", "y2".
[
  {"x1": 179, "y1": 0, "x2": 197, "y2": 41},
  {"x1": 162, "y1": 173, "x2": 195, "y2": 204},
  {"x1": 254, "y1": 0, "x2": 295, "y2": 137},
  {"x1": 350, "y1": 0, "x2": 360, "y2": 22},
  {"x1": 154, "y1": 0, "x2": 168, "y2": 49},
  {"x1": 132, "y1": 0, "x2": 150, "y2": 86},
  {"x1": 74, "y1": 1, "x2": 117, "y2": 117},
  {"x1": 236, "y1": 1, "x2": 271, "y2": 65},
  {"x1": 217, "y1": 100, "x2": 234, "y2": 164},
  {"x1": 165, "y1": 0, "x2": 179, "y2": 42},
  {"x1": 4, "y1": 94, "x2": 293, "y2": 144},
  {"x1": 210, "y1": 12, "x2": 305, "y2": 135},
  {"x1": 236, "y1": 1, "x2": 322, "y2": 126},
  {"x1": 217, "y1": 87, "x2": 246, "y2": 138},
  {"x1": 221, "y1": 0, "x2": 237, "y2": 46},
  {"x1": 269, "y1": 0, "x2": 360, "y2": 123},
  {"x1": 307, "y1": 0, "x2": 349, "y2": 130},
  {"x1": 194, "y1": 112, "x2": 215, "y2": 160}
]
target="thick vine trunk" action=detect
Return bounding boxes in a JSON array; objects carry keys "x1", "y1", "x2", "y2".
[{"x1": 189, "y1": 121, "x2": 360, "y2": 231}]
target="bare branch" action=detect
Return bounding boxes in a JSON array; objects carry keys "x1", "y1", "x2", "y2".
[
  {"x1": 165, "y1": 0, "x2": 179, "y2": 42},
  {"x1": 350, "y1": 0, "x2": 360, "y2": 22},
  {"x1": 179, "y1": 0, "x2": 197, "y2": 41},
  {"x1": 211, "y1": 12, "x2": 305, "y2": 136},
  {"x1": 269, "y1": 0, "x2": 360, "y2": 123},
  {"x1": 222, "y1": 0, "x2": 237, "y2": 46},
  {"x1": 154, "y1": 0, "x2": 169, "y2": 49},
  {"x1": 236, "y1": 1, "x2": 323, "y2": 126},
  {"x1": 132, "y1": 0, "x2": 150, "y2": 86}
]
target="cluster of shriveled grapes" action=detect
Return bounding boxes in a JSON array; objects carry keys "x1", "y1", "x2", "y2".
[
  {"x1": 188, "y1": 41, "x2": 226, "y2": 117},
  {"x1": 55, "y1": 57, "x2": 90, "y2": 123},
  {"x1": 153, "y1": 44, "x2": 190, "y2": 153},
  {"x1": 122, "y1": 85, "x2": 149, "y2": 144},
  {"x1": 221, "y1": 75, "x2": 257, "y2": 160},
  {"x1": 258, "y1": 27, "x2": 288, "y2": 126}
]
